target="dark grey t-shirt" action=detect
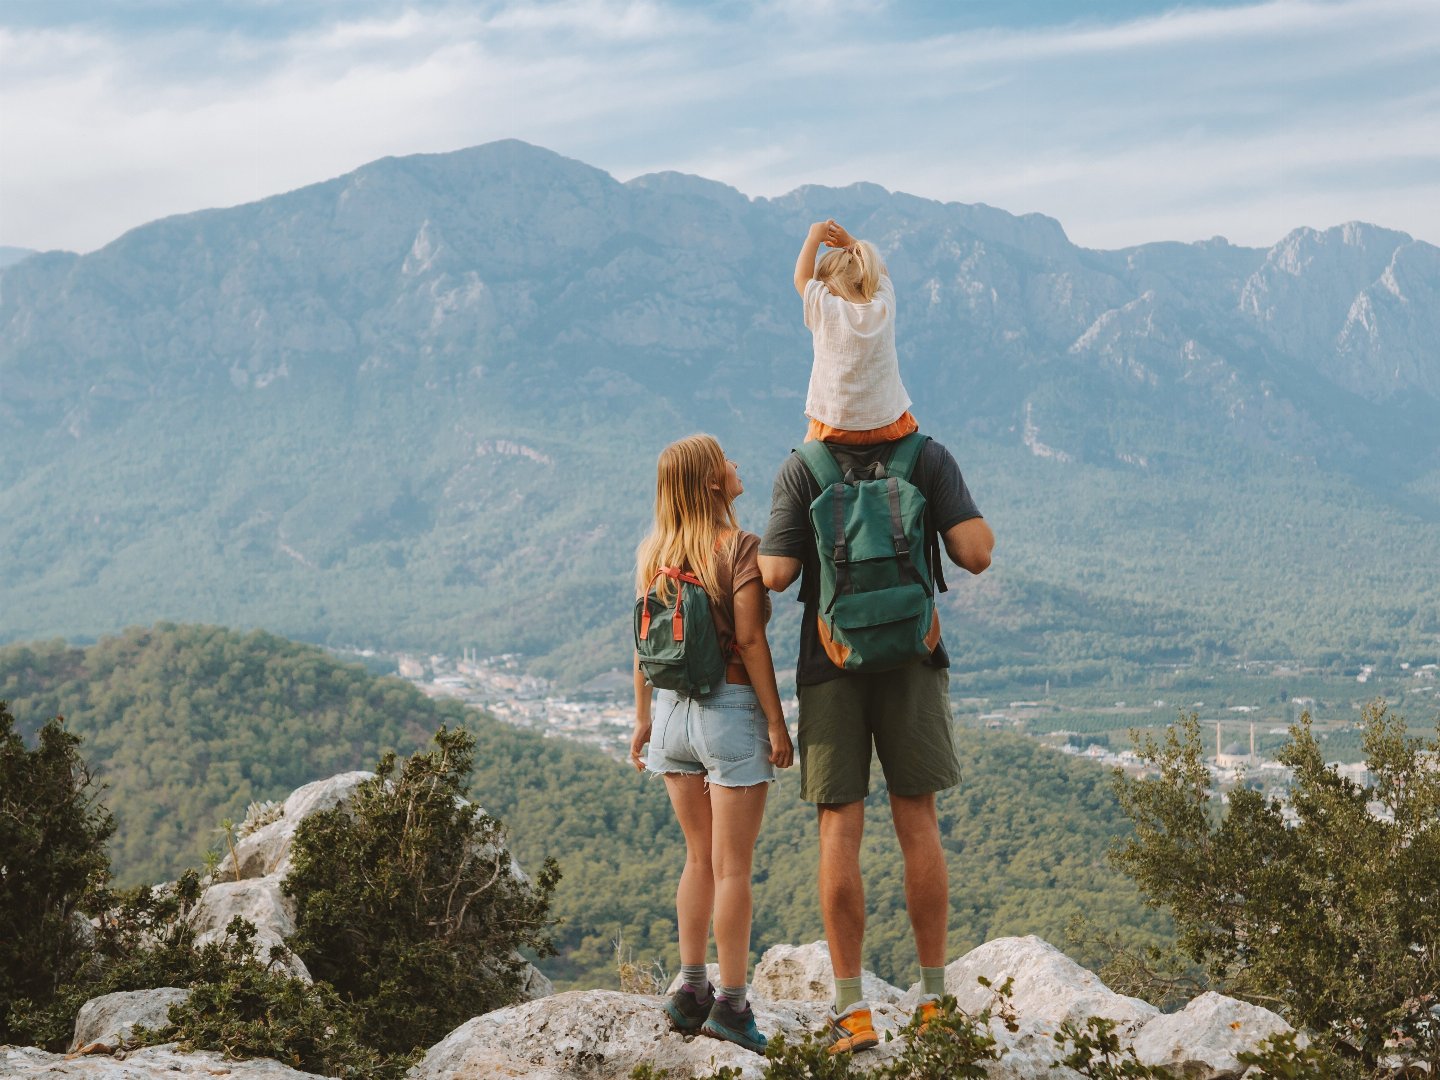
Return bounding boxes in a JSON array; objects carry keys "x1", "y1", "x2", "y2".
[{"x1": 760, "y1": 438, "x2": 983, "y2": 686}]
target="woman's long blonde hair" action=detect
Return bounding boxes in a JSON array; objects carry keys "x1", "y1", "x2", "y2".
[
  {"x1": 635, "y1": 434, "x2": 738, "y2": 603},
  {"x1": 815, "y1": 239, "x2": 884, "y2": 303}
]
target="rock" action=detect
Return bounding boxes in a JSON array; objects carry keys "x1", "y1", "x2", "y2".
[
  {"x1": 407, "y1": 990, "x2": 768, "y2": 1079},
  {"x1": 189, "y1": 876, "x2": 310, "y2": 982},
  {"x1": 750, "y1": 941, "x2": 906, "y2": 1005},
  {"x1": 2, "y1": 1042, "x2": 323, "y2": 1077},
  {"x1": 520, "y1": 955, "x2": 556, "y2": 1000},
  {"x1": 1131, "y1": 991, "x2": 1296, "y2": 1078},
  {"x1": 69, "y1": 987, "x2": 190, "y2": 1052},
  {"x1": 219, "y1": 771, "x2": 373, "y2": 882},
  {"x1": 915, "y1": 935, "x2": 1157, "y2": 1035},
  {"x1": 407, "y1": 989, "x2": 918, "y2": 1079}
]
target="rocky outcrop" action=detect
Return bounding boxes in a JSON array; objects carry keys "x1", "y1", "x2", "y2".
[
  {"x1": 3, "y1": 1043, "x2": 322, "y2": 1077},
  {"x1": 188, "y1": 769, "x2": 548, "y2": 995},
  {"x1": 916, "y1": 934, "x2": 1158, "y2": 1034},
  {"x1": 11, "y1": 934, "x2": 1298, "y2": 1080},
  {"x1": 750, "y1": 941, "x2": 905, "y2": 1006},
  {"x1": 1131, "y1": 991, "x2": 1298, "y2": 1077},
  {"x1": 407, "y1": 937, "x2": 1293, "y2": 1080},
  {"x1": 216, "y1": 772, "x2": 373, "y2": 883},
  {"x1": 68, "y1": 988, "x2": 190, "y2": 1053}
]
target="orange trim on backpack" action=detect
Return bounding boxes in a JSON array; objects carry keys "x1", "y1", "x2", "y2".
[
  {"x1": 639, "y1": 566, "x2": 706, "y2": 641},
  {"x1": 817, "y1": 616, "x2": 853, "y2": 668}
]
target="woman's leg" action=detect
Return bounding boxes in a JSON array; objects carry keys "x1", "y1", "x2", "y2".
[
  {"x1": 664, "y1": 773, "x2": 714, "y2": 967},
  {"x1": 709, "y1": 781, "x2": 770, "y2": 991}
]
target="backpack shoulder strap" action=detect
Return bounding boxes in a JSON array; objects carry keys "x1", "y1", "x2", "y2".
[
  {"x1": 885, "y1": 432, "x2": 929, "y2": 483},
  {"x1": 794, "y1": 442, "x2": 844, "y2": 489}
]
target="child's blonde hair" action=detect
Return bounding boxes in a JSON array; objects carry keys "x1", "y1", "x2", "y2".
[
  {"x1": 635, "y1": 434, "x2": 739, "y2": 604},
  {"x1": 815, "y1": 240, "x2": 884, "y2": 304}
]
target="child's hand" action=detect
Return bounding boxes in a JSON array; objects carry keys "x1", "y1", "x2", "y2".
[{"x1": 825, "y1": 221, "x2": 856, "y2": 250}]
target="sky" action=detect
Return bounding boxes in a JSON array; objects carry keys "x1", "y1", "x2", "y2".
[{"x1": 2, "y1": 0, "x2": 1438, "y2": 254}]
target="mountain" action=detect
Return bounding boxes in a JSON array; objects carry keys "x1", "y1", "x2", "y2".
[
  {"x1": 0, "y1": 623, "x2": 1167, "y2": 988},
  {"x1": 2, "y1": 140, "x2": 1437, "y2": 680},
  {"x1": 0, "y1": 246, "x2": 38, "y2": 269}
]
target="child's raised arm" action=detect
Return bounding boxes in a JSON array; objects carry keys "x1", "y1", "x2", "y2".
[{"x1": 794, "y1": 221, "x2": 829, "y2": 296}]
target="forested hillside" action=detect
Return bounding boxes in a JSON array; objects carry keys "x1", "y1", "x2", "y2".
[{"x1": 0, "y1": 624, "x2": 1169, "y2": 988}]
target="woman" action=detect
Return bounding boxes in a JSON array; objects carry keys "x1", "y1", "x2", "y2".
[{"x1": 629, "y1": 434, "x2": 794, "y2": 1053}]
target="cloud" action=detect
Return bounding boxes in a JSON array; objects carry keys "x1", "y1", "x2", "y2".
[{"x1": 1, "y1": 0, "x2": 1437, "y2": 252}]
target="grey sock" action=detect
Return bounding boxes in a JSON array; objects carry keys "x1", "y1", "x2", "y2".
[
  {"x1": 921, "y1": 965, "x2": 947, "y2": 997},
  {"x1": 720, "y1": 983, "x2": 747, "y2": 1009},
  {"x1": 681, "y1": 964, "x2": 710, "y2": 992},
  {"x1": 833, "y1": 975, "x2": 864, "y2": 1013}
]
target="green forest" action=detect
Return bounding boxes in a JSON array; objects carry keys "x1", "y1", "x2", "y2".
[
  {"x1": 4, "y1": 380, "x2": 1439, "y2": 694},
  {"x1": 1, "y1": 623, "x2": 1170, "y2": 990}
]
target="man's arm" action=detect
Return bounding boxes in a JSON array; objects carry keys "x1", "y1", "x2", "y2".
[
  {"x1": 759, "y1": 554, "x2": 801, "y2": 593},
  {"x1": 943, "y1": 517, "x2": 994, "y2": 575}
]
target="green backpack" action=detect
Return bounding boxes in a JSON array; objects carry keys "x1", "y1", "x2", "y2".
[
  {"x1": 634, "y1": 567, "x2": 728, "y2": 697},
  {"x1": 795, "y1": 433, "x2": 947, "y2": 672}
]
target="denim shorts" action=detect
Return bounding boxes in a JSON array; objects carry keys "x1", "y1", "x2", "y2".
[{"x1": 645, "y1": 683, "x2": 777, "y2": 788}]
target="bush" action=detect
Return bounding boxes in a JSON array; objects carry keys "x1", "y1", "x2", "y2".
[
  {"x1": 1113, "y1": 705, "x2": 1440, "y2": 1074},
  {"x1": 283, "y1": 725, "x2": 561, "y2": 1057},
  {"x1": 0, "y1": 702, "x2": 114, "y2": 1044},
  {"x1": 165, "y1": 918, "x2": 405, "y2": 1079}
]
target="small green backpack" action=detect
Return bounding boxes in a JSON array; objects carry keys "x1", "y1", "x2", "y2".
[
  {"x1": 634, "y1": 567, "x2": 728, "y2": 697},
  {"x1": 795, "y1": 433, "x2": 947, "y2": 672}
]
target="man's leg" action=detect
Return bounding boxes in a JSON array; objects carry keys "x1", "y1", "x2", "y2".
[
  {"x1": 817, "y1": 800, "x2": 867, "y2": 981},
  {"x1": 889, "y1": 792, "x2": 948, "y2": 969}
]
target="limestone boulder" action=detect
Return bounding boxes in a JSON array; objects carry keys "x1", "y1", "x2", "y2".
[
  {"x1": 407, "y1": 989, "x2": 924, "y2": 1079},
  {"x1": 750, "y1": 941, "x2": 906, "y2": 1005},
  {"x1": 218, "y1": 771, "x2": 373, "y2": 882},
  {"x1": 69, "y1": 988, "x2": 190, "y2": 1052},
  {"x1": 2, "y1": 1043, "x2": 322, "y2": 1077},
  {"x1": 912, "y1": 936, "x2": 1157, "y2": 1036},
  {"x1": 189, "y1": 876, "x2": 310, "y2": 982},
  {"x1": 1131, "y1": 991, "x2": 1297, "y2": 1078}
]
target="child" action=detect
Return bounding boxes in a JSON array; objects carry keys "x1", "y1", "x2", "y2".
[{"x1": 793, "y1": 219, "x2": 918, "y2": 445}]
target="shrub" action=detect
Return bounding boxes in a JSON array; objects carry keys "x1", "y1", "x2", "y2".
[
  {"x1": 283, "y1": 725, "x2": 561, "y2": 1057},
  {"x1": 1113, "y1": 705, "x2": 1440, "y2": 1073},
  {"x1": 0, "y1": 703, "x2": 114, "y2": 1044}
]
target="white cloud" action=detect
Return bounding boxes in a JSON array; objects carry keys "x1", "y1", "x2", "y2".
[{"x1": 1, "y1": 0, "x2": 1437, "y2": 252}]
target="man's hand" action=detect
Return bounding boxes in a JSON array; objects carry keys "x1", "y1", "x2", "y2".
[{"x1": 768, "y1": 718, "x2": 795, "y2": 768}]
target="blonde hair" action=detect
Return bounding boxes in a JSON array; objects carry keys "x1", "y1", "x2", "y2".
[
  {"x1": 815, "y1": 239, "x2": 884, "y2": 303},
  {"x1": 635, "y1": 434, "x2": 739, "y2": 604}
]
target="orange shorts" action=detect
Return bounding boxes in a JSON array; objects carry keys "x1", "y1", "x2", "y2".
[{"x1": 805, "y1": 411, "x2": 919, "y2": 445}]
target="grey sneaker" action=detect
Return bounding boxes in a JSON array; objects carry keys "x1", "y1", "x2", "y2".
[
  {"x1": 663, "y1": 982, "x2": 714, "y2": 1033},
  {"x1": 701, "y1": 995, "x2": 767, "y2": 1053}
]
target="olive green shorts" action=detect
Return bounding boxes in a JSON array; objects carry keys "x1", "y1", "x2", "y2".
[{"x1": 796, "y1": 664, "x2": 962, "y2": 804}]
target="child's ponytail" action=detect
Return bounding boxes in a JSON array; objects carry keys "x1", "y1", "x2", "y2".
[{"x1": 815, "y1": 239, "x2": 884, "y2": 303}]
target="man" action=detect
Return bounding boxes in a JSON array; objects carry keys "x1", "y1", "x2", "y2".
[{"x1": 758, "y1": 437, "x2": 993, "y2": 1053}]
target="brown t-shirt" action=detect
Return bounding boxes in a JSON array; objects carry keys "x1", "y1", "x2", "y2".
[{"x1": 710, "y1": 531, "x2": 769, "y2": 668}]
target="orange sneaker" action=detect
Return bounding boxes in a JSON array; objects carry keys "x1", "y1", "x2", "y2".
[
  {"x1": 826, "y1": 1001, "x2": 880, "y2": 1054},
  {"x1": 915, "y1": 994, "x2": 942, "y2": 1034}
]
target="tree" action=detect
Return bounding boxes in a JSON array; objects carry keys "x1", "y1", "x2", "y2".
[
  {"x1": 1112, "y1": 705, "x2": 1439, "y2": 1074},
  {"x1": 283, "y1": 726, "x2": 561, "y2": 1057},
  {"x1": 0, "y1": 702, "x2": 114, "y2": 1042}
]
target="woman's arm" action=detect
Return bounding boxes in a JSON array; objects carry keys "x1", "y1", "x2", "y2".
[
  {"x1": 732, "y1": 579, "x2": 794, "y2": 768},
  {"x1": 794, "y1": 220, "x2": 830, "y2": 296},
  {"x1": 629, "y1": 653, "x2": 652, "y2": 772}
]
